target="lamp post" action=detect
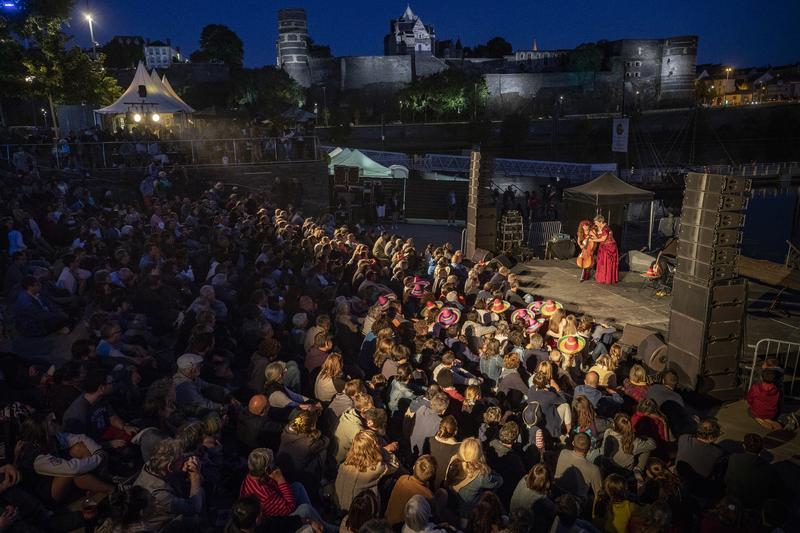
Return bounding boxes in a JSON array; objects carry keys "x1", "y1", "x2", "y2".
[
  {"x1": 725, "y1": 67, "x2": 732, "y2": 79},
  {"x1": 84, "y1": 13, "x2": 97, "y2": 59}
]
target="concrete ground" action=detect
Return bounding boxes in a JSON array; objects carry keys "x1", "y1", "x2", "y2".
[{"x1": 387, "y1": 222, "x2": 464, "y2": 248}]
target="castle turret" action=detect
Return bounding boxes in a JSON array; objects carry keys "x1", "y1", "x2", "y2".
[{"x1": 277, "y1": 8, "x2": 311, "y2": 88}]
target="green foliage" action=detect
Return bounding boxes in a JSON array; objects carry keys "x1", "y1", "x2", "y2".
[
  {"x1": 194, "y1": 24, "x2": 244, "y2": 68},
  {"x1": 567, "y1": 43, "x2": 603, "y2": 72},
  {"x1": 398, "y1": 70, "x2": 488, "y2": 121},
  {"x1": 230, "y1": 66, "x2": 303, "y2": 118},
  {"x1": 0, "y1": 30, "x2": 27, "y2": 98},
  {"x1": 500, "y1": 112, "x2": 530, "y2": 155},
  {"x1": 464, "y1": 36, "x2": 513, "y2": 58},
  {"x1": 59, "y1": 48, "x2": 122, "y2": 105},
  {"x1": 101, "y1": 38, "x2": 145, "y2": 69}
]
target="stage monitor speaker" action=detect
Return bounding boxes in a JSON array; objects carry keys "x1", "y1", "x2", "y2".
[
  {"x1": 547, "y1": 239, "x2": 575, "y2": 260},
  {"x1": 628, "y1": 250, "x2": 656, "y2": 273},
  {"x1": 492, "y1": 254, "x2": 516, "y2": 269},
  {"x1": 638, "y1": 334, "x2": 668, "y2": 373},
  {"x1": 471, "y1": 248, "x2": 493, "y2": 264},
  {"x1": 620, "y1": 324, "x2": 660, "y2": 349}
]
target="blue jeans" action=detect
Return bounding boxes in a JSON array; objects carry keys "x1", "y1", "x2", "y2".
[{"x1": 290, "y1": 483, "x2": 337, "y2": 533}]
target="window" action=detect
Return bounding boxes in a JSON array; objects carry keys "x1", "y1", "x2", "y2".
[
  {"x1": 625, "y1": 72, "x2": 631, "y2": 78},
  {"x1": 634, "y1": 72, "x2": 641, "y2": 78},
  {"x1": 638, "y1": 47, "x2": 643, "y2": 56},
  {"x1": 635, "y1": 61, "x2": 642, "y2": 67}
]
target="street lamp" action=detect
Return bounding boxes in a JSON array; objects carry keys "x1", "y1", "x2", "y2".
[
  {"x1": 84, "y1": 13, "x2": 97, "y2": 59},
  {"x1": 725, "y1": 67, "x2": 732, "y2": 79}
]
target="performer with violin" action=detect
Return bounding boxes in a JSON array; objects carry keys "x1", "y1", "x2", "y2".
[
  {"x1": 576, "y1": 220, "x2": 596, "y2": 282},
  {"x1": 590, "y1": 215, "x2": 619, "y2": 285}
]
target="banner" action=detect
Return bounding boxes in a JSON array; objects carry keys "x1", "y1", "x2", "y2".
[{"x1": 612, "y1": 118, "x2": 629, "y2": 153}]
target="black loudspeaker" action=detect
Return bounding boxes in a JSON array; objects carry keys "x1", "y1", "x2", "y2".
[
  {"x1": 346, "y1": 166, "x2": 360, "y2": 186},
  {"x1": 137, "y1": 84, "x2": 147, "y2": 97},
  {"x1": 667, "y1": 279, "x2": 747, "y2": 391},
  {"x1": 466, "y1": 149, "x2": 496, "y2": 258},
  {"x1": 620, "y1": 324, "x2": 660, "y2": 348},
  {"x1": 333, "y1": 166, "x2": 349, "y2": 186},
  {"x1": 547, "y1": 239, "x2": 575, "y2": 260},
  {"x1": 492, "y1": 254, "x2": 516, "y2": 268},
  {"x1": 639, "y1": 334, "x2": 668, "y2": 373}
]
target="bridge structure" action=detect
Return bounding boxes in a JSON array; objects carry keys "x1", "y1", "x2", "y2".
[{"x1": 335, "y1": 147, "x2": 800, "y2": 185}]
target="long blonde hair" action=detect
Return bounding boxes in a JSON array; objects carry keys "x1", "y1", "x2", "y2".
[
  {"x1": 319, "y1": 352, "x2": 343, "y2": 380},
  {"x1": 547, "y1": 309, "x2": 566, "y2": 335},
  {"x1": 563, "y1": 314, "x2": 578, "y2": 336},
  {"x1": 456, "y1": 438, "x2": 490, "y2": 477},
  {"x1": 343, "y1": 430, "x2": 384, "y2": 472}
]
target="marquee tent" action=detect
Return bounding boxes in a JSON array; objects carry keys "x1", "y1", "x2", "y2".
[
  {"x1": 328, "y1": 147, "x2": 392, "y2": 178},
  {"x1": 96, "y1": 61, "x2": 195, "y2": 116},
  {"x1": 563, "y1": 172, "x2": 658, "y2": 249}
]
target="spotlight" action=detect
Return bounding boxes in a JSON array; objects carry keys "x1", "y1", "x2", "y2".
[
  {"x1": 133, "y1": 113, "x2": 142, "y2": 123},
  {"x1": 151, "y1": 113, "x2": 160, "y2": 122}
]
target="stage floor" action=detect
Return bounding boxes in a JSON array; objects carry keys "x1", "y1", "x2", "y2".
[{"x1": 513, "y1": 258, "x2": 800, "y2": 346}]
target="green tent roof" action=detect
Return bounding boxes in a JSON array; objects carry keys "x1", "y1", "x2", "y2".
[{"x1": 328, "y1": 148, "x2": 392, "y2": 178}]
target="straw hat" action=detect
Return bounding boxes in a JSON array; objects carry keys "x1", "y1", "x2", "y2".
[
  {"x1": 525, "y1": 317, "x2": 546, "y2": 334},
  {"x1": 489, "y1": 298, "x2": 511, "y2": 314},
  {"x1": 539, "y1": 300, "x2": 564, "y2": 317},
  {"x1": 527, "y1": 301, "x2": 544, "y2": 315},
  {"x1": 557, "y1": 335, "x2": 586, "y2": 355},
  {"x1": 510, "y1": 308, "x2": 535, "y2": 324},
  {"x1": 437, "y1": 307, "x2": 461, "y2": 326},
  {"x1": 412, "y1": 276, "x2": 430, "y2": 287},
  {"x1": 409, "y1": 284, "x2": 427, "y2": 298}
]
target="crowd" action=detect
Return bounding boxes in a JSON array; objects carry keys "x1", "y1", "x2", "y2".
[{"x1": 0, "y1": 160, "x2": 795, "y2": 533}]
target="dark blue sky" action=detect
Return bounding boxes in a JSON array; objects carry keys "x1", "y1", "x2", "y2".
[{"x1": 72, "y1": 0, "x2": 798, "y2": 68}]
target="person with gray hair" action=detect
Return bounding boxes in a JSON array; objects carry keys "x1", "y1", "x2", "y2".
[
  {"x1": 410, "y1": 393, "x2": 450, "y2": 456},
  {"x1": 402, "y1": 495, "x2": 446, "y2": 533},
  {"x1": 133, "y1": 438, "x2": 205, "y2": 530},
  {"x1": 240, "y1": 448, "x2": 335, "y2": 532}
]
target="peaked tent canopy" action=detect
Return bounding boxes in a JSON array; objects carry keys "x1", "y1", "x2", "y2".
[
  {"x1": 161, "y1": 74, "x2": 195, "y2": 113},
  {"x1": 327, "y1": 148, "x2": 392, "y2": 178},
  {"x1": 563, "y1": 172, "x2": 654, "y2": 206},
  {"x1": 96, "y1": 61, "x2": 195, "y2": 115}
]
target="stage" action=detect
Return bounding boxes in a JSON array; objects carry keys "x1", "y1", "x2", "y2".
[{"x1": 513, "y1": 259, "x2": 672, "y2": 334}]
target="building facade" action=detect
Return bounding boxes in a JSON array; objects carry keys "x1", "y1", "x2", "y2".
[
  {"x1": 384, "y1": 5, "x2": 435, "y2": 56},
  {"x1": 276, "y1": 8, "x2": 311, "y2": 87},
  {"x1": 144, "y1": 40, "x2": 181, "y2": 70}
]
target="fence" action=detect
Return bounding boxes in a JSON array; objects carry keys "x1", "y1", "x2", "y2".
[
  {"x1": 621, "y1": 161, "x2": 800, "y2": 183},
  {"x1": 747, "y1": 338, "x2": 800, "y2": 400},
  {"x1": 0, "y1": 136, "x2": 321, "y2": 170}
]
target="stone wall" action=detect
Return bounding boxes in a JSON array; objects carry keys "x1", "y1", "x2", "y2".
[{"x1": 340, "y1": 56, "x2": 413, "y2": 91}]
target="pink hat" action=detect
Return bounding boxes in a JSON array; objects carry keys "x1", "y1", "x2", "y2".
[
  {"x1": 511, "y1": 308, "x2": 535, "y2": 324},
  {"x1": 437, "y1": 307, "x2": 461, "y2": 326},
  {"x1": 412, "y1": 276, "x2": 430, "y2": 287},
  {"x1": 525, "y1": 317, "x2": 546, "y2": 334},
  {"x1": 409, "y1": 284, "x2": 426, "y2": 298},
  {"x1": 489, "y1": 298, "x2": 511, "y2": 314},
  {"x1": 377, "y1": 294, "x2": 394, "y2": 310},
  {"x1": 539, "y1": 300, "x2": 564, "y2": 317},
  {"x1": 557, "y1": 335, "x2": 586, "y2": 355}
]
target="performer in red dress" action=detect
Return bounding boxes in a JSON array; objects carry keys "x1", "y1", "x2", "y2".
[{"x1": 591, "y1": 215, "x2": 619, "y2": 285}]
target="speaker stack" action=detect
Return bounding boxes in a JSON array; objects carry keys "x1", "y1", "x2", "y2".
[
  {"x1": 497, "y1": 210, "x2": 524, "y2": 254},
  {"x1": 667, "y1": 172, "x2": 751, "y2": 391},
  {"x1": 465, "y1": 149, "x2": 497, "y2": 258}
]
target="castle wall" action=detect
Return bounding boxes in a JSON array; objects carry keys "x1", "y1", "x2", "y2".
[
  {"x1": 659, "y1": 36, "x2": 698, "y2": 107},
  {"x1": 340, "y1": 56, "x2": 413, "y2": 91}
]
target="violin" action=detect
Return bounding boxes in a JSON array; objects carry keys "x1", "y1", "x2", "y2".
[{"x1": 576, "y1": 226, "x2": 597, "y2": 269}]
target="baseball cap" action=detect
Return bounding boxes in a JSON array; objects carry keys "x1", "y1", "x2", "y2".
[{"x1": 176, "y1": 353, "x2": 203, "y2": 369}]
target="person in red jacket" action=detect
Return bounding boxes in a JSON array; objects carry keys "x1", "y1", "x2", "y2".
[{"x1": 747, "y1": 369, "x2": 782, "y2": 430}]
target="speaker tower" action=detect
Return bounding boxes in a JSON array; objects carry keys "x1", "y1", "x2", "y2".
[{"x1": 465, "y1": 148, "x2": 497, "y2": 258}]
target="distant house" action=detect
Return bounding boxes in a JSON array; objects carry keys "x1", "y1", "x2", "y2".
[
  {"x1": 384, "y1": 5, "x2": 435, "y2": 56},
  {"x1": 144, "y1": 39, "x2": 182, "y2": 70}
]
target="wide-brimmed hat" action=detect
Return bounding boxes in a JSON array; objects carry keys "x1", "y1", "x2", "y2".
[
  {"x1": 409, "y1": 284, "x2": 427, "y2": 298},
  {"x1": 412, "y1": 276, "x2": 430, "y2": 287},
  {"x1": 557, "y1": 335, "x2": 586, "y2": 355},
  {"x1": 437, "y1": 307, "x2": 461, "y2": 326},
  {"x1": 511, "y1": 308, "x2": 535, "y2": 324},
  {"x1": 489, "y1": 298, "x2": 511, "y2": 314},
  {"x1": 539, "y1": 300, "x2": 563, "y2": 317},
  {"x1": 525, "y1": 317, "x2": 546, "y2": 334},
  {"x1": 642, "y1": 267, "x2": 659, "y2": 278},
  {"x1": 377, "y1": 294, "x2": 394, "y2": 310},
  {"x1": 527, "y1": 301, "x2": 544, "y2": 315}
]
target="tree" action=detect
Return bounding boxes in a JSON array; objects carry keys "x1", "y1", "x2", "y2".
[
  {"x1": 230, "y1": 66, "x2": 303, "y2": 118},
  {"x1": 567, "y1": 43, "x2": 603, "y2": 72},
  {"x1": 101, "y1": 38, "x2": 144, "y2": 69},
  {"x1": 195, "y1": 24, "x2": 244, "y2": 67},
  {"x1": 398, "y1": 70, "x2": 488, "y2": 122},
  {"x1": 0, "y1": 29, "x2": 27, "y2": 125},
  {"x1": 464, "y1": 37, "x2": 512, "y2": 59},
  {"x1": 59, "y1": 48, "x2": 122, "y2": 105}
]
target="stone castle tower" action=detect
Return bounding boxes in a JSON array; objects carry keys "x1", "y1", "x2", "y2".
[
  {"x1": 276, "y1": 8, "x2": 311, "y2": 88},
  {"x1": 384, "y1": 5, "x2": 435, "y2": 56}
]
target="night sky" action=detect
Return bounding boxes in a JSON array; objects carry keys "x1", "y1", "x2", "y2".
[{"x1": 71, "y1": 0, "x2": 798, "y2": 68}]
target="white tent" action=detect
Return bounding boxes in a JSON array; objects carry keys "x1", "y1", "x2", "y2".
[
  {"x1": 327, "y1": 148, "x2": 392, "y2": 178},
  {"x1": 161, "y1": 75, "x2": 195, "y2": 113},
  {"x1": 96, "y1": 61, "x2": 195, "y2": 115}
]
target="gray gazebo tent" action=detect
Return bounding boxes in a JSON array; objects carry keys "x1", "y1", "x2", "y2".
[{"x1": 564, "y1": 172, "x2": 657, "y2": 249}]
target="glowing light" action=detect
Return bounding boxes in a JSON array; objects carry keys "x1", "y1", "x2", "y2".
[
  {"x1": 84, "y1": 13, "x2": 93, "y2": 22},
  {"x1": 133, "y1": 113, "x2": 142, "y2": 123},
  {"x1": 151, "y1": 113, "x2": 160, "y2": 122}
]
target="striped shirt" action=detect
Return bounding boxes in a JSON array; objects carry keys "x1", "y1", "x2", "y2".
[{"x1": 239, "y1": 474, "x2": 296, "y2": 517}]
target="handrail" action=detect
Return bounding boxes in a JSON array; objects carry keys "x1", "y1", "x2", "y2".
[
  {"x1": 786, "y1": 240, "x2": 800, "y2": 270},
  {"x1": 748, "y1": 338, "x2": 800, "y2": 400}
]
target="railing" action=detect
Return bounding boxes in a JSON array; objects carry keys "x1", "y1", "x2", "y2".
[
  {"x1": 0, "y1": 136, "x2": 321, "y2": 170},
  {"x1": 747, "y1": 338, "x2": 800, "y2": 400},
  {"x1": 621, "y1": 161, "x2": 800, "y2": 183}
]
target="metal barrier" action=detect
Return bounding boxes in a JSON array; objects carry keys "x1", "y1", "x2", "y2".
[
  {"x1": 747, "y1": 338, "x2": 800, "y2": 400},
  {"x1": 528, "y1": 220, "x2": 563, "y2": 247},
  {"x1": 1, "y1": 136, "x2": 321, "y2": 170}
]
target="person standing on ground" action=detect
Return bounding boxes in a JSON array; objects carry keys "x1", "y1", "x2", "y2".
[
  {"x1": 591, "y1": 215, "x2": 619, "y2": 285},
  {"x1": 446, "y1": 189, "x2": 457, "y2": 227}
]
